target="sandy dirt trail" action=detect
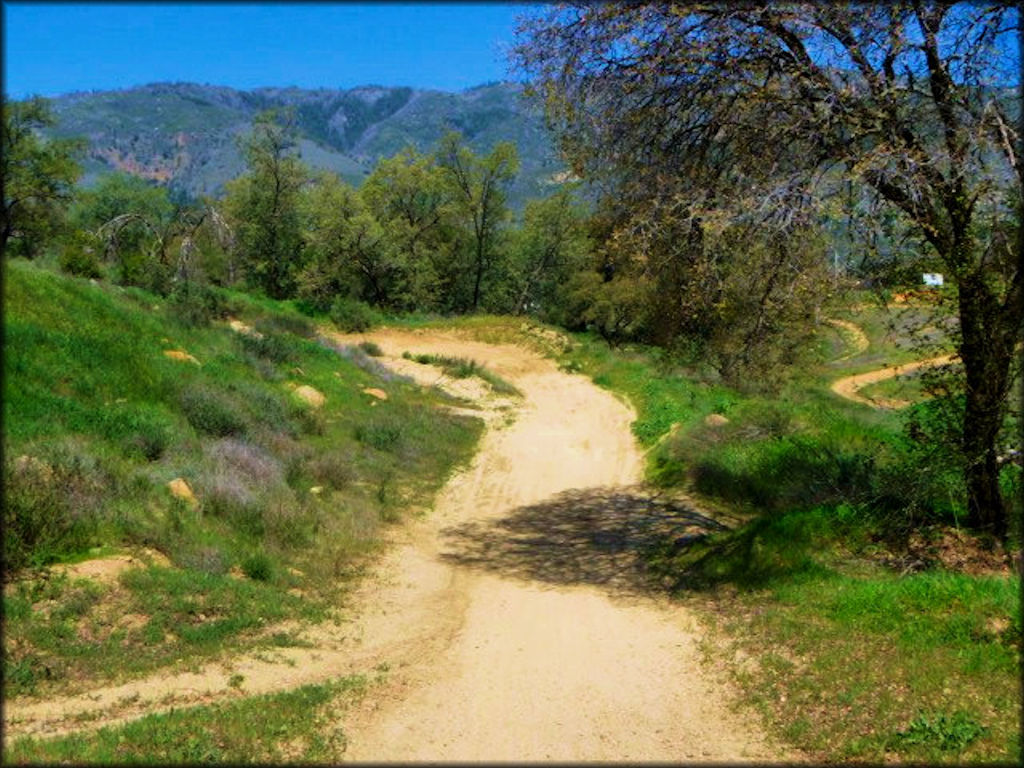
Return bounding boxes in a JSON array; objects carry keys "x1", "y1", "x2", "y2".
[
  {"x1": 329, "y1": 329, "x2": 782, "y2": 762},
  {"x1": 6, "y1": 329, "x2": 785, "y2": 761},
  {"x1": 830, "y1": 353, "x2": 957, "y2": 409}
]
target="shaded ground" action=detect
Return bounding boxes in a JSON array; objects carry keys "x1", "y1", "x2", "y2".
[{"x1": 440, "y1": 486, "x2": 728, "y2": 595}]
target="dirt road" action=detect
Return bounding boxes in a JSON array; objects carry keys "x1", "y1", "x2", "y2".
[
  {"x1": 830, "y1": 353, "x2": 957, "y2": 409},
  {"x1": 6, "y1": 328, "x2": 785, "y2": 761},
  {"x1": 328, "y1": 328, "x2": 781, "y2": 761}
]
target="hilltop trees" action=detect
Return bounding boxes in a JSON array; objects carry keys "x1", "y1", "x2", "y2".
[
  {"x1": 1, "y1": 97, "x2": 82, "y2": 258},
  {"x1": 514, "y1": 2, "x2": 1022, "y2": 537}
]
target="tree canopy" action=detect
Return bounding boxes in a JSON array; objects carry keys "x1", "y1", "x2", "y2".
[
  {"x1": 514, "y1": 1, "x2": 1022, "y2": 536},
  {"x1": 1, "y1": 97, "x2": 82, "y2": 258}
]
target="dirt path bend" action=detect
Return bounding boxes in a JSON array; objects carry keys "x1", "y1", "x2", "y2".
[
  {"x1": 830, "y1": 353, "x2": 958, "y2": 409},
  {"x1": 5, "y1": 328, "x2": 786, "y2": 761},
  {"x1": 325, "y1": 328, "x2": 783, "y2": 762}
]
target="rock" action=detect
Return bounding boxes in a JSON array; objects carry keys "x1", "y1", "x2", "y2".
[
  {"x1": 227, "y1": 318, "x2": 263, "y2": 339},
  {"x1": 362, "y1": 387, "x2": 388, "y2": 401},
  {"x1": 164, "y1": 349, "x2": 200, "y2": 365},
  {"x1": 292, "y1": 385, "x2": 325, "y2": 408},
  {"x1": 704, "y1": 413, "x2": 729, "y2": 427},
  {"x1": 167, "y1": 477, "x2": 197, "y2": 505}
]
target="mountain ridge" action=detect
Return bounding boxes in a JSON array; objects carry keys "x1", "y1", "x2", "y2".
[{"x1": 38, "y1": 80, "x2": 562, "y2": 208}]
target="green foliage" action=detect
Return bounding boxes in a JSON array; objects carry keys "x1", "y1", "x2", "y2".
[
  {"x1": 3, "y1": 453, "x2": 100, "y2": 571},
  {"x1": 237, "y1": 330, "x2": 298, "y2": 364},
  {"x1": 436, "y1": 131, "x2": 519, "y2": 311},
  {"x1": 57, "y1": 230, "x2": 104, "y2": 278},
  {"x1": 167, "y1": 280, "x2": 227, "y2": 327},
  {"x1": 180, "y1": 385, "x2": 248, "y2": 437},
  {"x1": 355, "y1": 415, "x2": 405, "y2": 453},
  {"x1": 2, "y1": 97, "x2": 82, "y2": 258},
  {"x1": 359, "y1": 146, "x2": 454, "y2": 311},
  {"x1": 223, "y1": 110, "x2": 309, "y2": 299},
  {"x1": 241, "y1": 551, "x2": 274, "y2": 582},
  {"x1": 891, "y1": 711, "x2": 989, "y2": 753},
  {"x1": 329, "y1": 296, "x2": 380, "y2": 332},
  {"x1": 69, "y1": 171, "x2": 175, "y2": 288},
  {"x1": 507, "y1": 187, "x2": 592, "y2": 320},
  {"x1": 411, "y1": 353, "x2": 521, "y2": 396},
  {"x1": 4, "y1": 678, "x2": 367, "y2": 764},
  {"x1": 358, "y1": 340, "x2": 383, "y2": 356}
]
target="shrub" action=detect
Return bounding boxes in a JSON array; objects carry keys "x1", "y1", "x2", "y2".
[
  {"x1": 329, "y1": 297, "x2": 380, "y2": 333},
  {"x1": 180, "y1": 546, "x2": 229, "y2": 576},
  {"x1": 358, "y1": 340, "x2": 383, "y2": 357},
  {"x1": 123, "y1": 420, "x2": 171, "y2": 461},
  {"x1": 167, "y1": 281, "x2": 226, "y2": 327},
  {"x1": 306, "y1": 450, "x2": 357, "y2": 490},
  {"x1": 241, "y1": 551, "x2": 274, "y2": 582},
  {"x1": 58, "y1": 232, "x2": 103, "y2": 278},
  {"x1": 3, "y1": 453, "x2": 100, "y2": 572},
  {"x1": 180, "y1": 386, "x2": 247, "y2": 437},
  {"x1": 255, "y1": 313, "x2": 315, "y2": 339},
  {"x1": 237, "y1": 331, "x2": 297, "y2": 364}
]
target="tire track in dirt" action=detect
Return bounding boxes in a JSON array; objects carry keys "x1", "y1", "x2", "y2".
[{"x1": 5, "y1": 328, "x2": 790, "y2": 762}]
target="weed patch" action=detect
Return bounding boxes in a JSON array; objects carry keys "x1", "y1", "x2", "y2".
[{"x1": 3, "y1": 677, "x2": 369, "y2": 764}]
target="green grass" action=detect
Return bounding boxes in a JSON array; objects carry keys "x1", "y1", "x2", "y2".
[
  {"x1": 2, "y1": 566, "x2": 317, "y2": 698},
  {"x1": 3, "y1": 676, "x2": 369, "y2": 764},
  {"x1": 700, "y1": 564, "x2": 1019, "y2": 763},
  {"x1": 3, "y1": 258, "x2": 484, "y2": 699},
  {"x1": 404, "y1": 352, "x2": 522, "y2": 396}
]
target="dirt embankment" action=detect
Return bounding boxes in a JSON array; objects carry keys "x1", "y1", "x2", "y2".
[{"x1": 5, "y1": 327, "x2": 788, "y2": 762}]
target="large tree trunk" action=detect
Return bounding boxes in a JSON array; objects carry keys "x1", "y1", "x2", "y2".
[{"x1": 957, "y1": 271, "x2": 1014, "y2": 538}]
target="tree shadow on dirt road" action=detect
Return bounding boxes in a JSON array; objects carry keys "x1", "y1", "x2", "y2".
[{"x1": 439, "y1": 487, "x2": 731, "y2": 596}]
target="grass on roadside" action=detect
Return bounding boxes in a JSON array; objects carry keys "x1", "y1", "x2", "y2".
[
  {"x1": 3, "y1": 676, "x2": 369, "y2": 764},
  {"x1": 403, "y1": 352, "x2": 521, "y2": 397}
]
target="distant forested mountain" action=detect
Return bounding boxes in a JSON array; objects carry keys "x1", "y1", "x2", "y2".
[{"x1": 39, "y1": 81, "x2": 564, "y2": 208}]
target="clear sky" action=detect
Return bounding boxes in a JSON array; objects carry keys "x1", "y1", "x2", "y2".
[{"x1": 3, "y1": 2, "x2": 539, "y2": 98}]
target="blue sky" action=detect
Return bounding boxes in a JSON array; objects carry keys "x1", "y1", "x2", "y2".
[{"x1": 3, "y1": 2, "x2": 538, "y2": 98}]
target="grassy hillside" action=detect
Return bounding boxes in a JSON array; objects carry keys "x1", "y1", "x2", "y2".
[{"x1": 2, "y1": 259, "x2": 483, "y2": 699}]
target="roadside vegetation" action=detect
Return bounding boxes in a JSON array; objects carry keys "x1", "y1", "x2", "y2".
[
  {"x1": 3, "y1": 258, "x2": 482, "y2": 700},
  {"x1": 402, "y1": 352, "x2": 522, "y2": 397},
  {"x1": 5, "y1": 676, "x2": 371, "y2": 763}
]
